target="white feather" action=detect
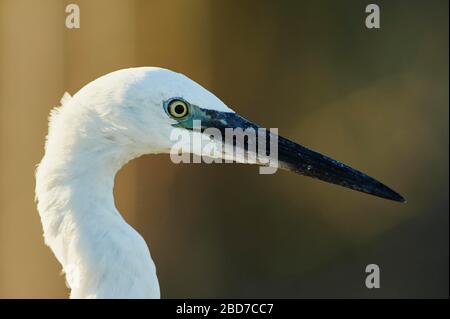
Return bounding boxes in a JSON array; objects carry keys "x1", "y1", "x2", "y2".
[{"x1": 35, "y1": 67, "x2": 233, "y2": 298}]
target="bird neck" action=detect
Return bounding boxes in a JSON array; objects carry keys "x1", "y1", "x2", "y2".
[
  {"x1": 36, "y1": 144, "x2": 127, "y2": 231},
  {"x1": 35, "y1": 144, "x2": 160, "y2": 298}
]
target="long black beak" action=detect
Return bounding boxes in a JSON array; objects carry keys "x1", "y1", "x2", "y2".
[
  {"x1": 183, "y1": 108, "x2": 405, "y2": 203},
  {"x1": 276, "y1": 134, "x2": 405, "y2": 202}
]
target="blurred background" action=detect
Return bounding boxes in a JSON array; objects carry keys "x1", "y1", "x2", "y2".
[{"x1": 0, "y1": 0, "x2": 448, "y2": 298}]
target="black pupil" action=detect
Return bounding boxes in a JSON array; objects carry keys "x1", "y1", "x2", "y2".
[{"x1": 174, "y1": 104, "x2": 185, "y2": 115}]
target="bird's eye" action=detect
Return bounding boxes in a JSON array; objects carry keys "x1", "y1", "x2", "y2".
[{"x1": 167, "y1": 99, "x2": 189, "y2": 119}]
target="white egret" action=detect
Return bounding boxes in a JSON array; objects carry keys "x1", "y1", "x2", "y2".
[{"x1": 35, "y1": 67, "x2": 404, "y2": 298}]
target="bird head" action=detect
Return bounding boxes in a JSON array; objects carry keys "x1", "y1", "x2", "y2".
[{"x1": 48, "y1": 67, "x2": 404, "y2": 202}]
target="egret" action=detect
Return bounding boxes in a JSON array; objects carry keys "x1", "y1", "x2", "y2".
[{"x1": 35, "y1": 67, "x2": 404, "y2": 298}]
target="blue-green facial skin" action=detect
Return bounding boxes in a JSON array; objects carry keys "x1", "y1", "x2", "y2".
[
  {"x1": 164, "y1": 97, "x2": 207, "y2": 131},
  {"x1": 163, "y1": 97, "x2": 251, "y2": 133}
]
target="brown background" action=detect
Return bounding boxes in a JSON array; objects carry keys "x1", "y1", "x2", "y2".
[{"x1": 0, "y1": 0, "x2": 448, "y2": 298}]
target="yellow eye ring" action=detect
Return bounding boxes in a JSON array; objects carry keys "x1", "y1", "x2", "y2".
[{"x1": 168, "y1": 99, "x2": 189, "y2": 118}]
